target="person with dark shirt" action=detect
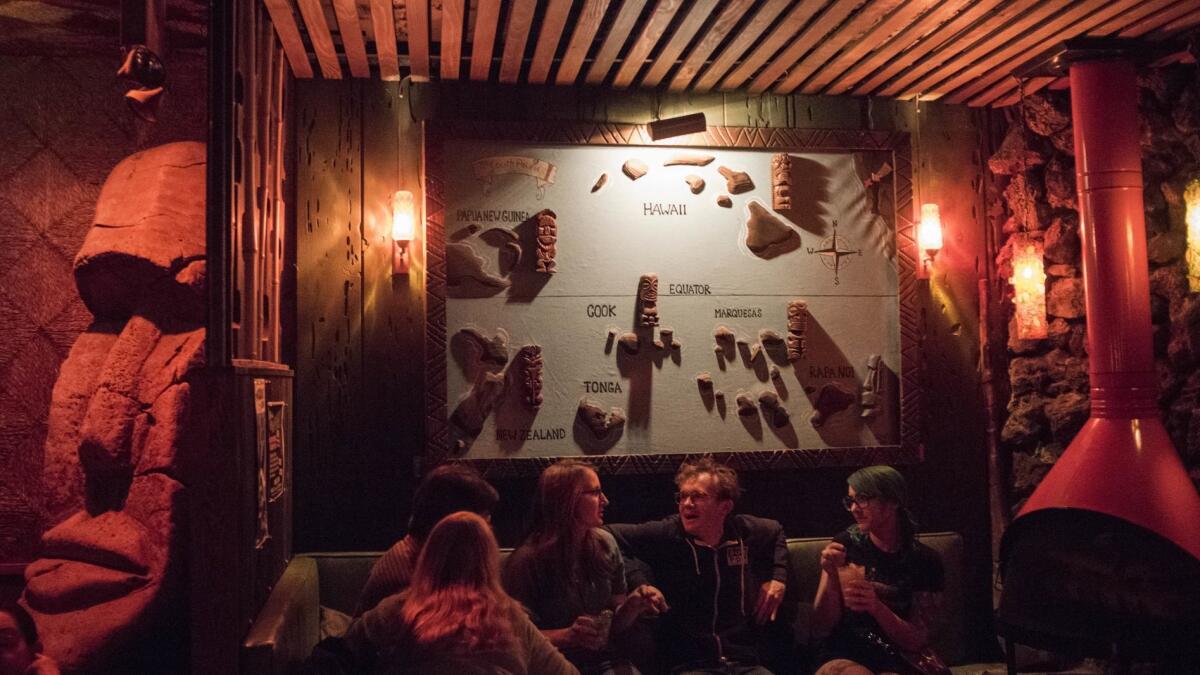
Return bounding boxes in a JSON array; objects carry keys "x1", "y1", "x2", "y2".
[
  {"x1": 607, "y1": 458, "x2": 788, "y2": 674},
  {"x1": 811, "y1": 466, "x2": 946, "y2": 675},
  {"x1": 354, "y1": 463, "x2": 500, "y2": 616}
]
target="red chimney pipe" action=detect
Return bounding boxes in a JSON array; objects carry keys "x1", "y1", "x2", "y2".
[{"x1": 1013, "y1": 58, "x2": 1200, "y2": 561}]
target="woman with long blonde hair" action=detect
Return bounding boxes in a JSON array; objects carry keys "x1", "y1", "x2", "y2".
[
  {"x1": 503, "y1": 460, "x2": 666, "y2": 674},
  {"x1": 346, "y1": 511, "x2": 577, "y2": 674}
]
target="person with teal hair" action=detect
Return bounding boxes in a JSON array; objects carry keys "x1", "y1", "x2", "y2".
[{"x1": 810, "y1": 466, "x2": 948, "y2": 675}]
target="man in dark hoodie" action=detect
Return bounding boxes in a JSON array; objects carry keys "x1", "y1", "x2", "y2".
[{"x1": 607, "y1": 457, "x2": 788, "y2": 674}]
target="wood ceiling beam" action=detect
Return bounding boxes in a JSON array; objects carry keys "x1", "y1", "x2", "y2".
[
  {"x1": 368, "y1": 0, "x2": 399, "y2": 80},
  {"x1": 470, "y1": 0, "x2": 503, "y2": 80},
  {"x1": 849, "y1": 0, "x2": 1005, "y2": 96},
  {"x1": 331, "y1": 0, "x2": 369, "y2": 77},
  {"x1": 639, "y1": 0, "x2": 720, "y2": 88},
  {"x1": 409, "y1": 0, "x2": 431, "y2": 80},
  {"x1": 1153, "y1": 8, "x2": 1200, "y2": 37},
  {"x1": 556, "y1": 0, "x2": 612, "y2": 85},
  {"x1": 666, "y1": 0, "x2": 757, "y2": 91},
  {"x1": 528, "y1": 0, "x2": 574, "y2": 84},
  {"x1": 987, "y1": 75, "x2": 1056, "y2": 107},
  {"x1": 499, "y1": 0, "x2": 538, "y2": 83},
  {"x1": 295, "y1": 0, "x2": 341, "y2": 78},
  {"x1": 767, "y1": 0, "x2": 907, "y2": 95},
  {"x1": 824, "y1": 0, "x2": 973, "y2": 96},
  {"x1": 947, "y1": 0, "x2": 1139, "y2": 105},
  {"x1": 878, "y1": 0, "x2": 1052, "y2": 98},
  {"x1": 440, "y1": 0, "x2": 465, "y2": 79},
  {"x1": 585, "y1": 0, "x2": 648, "y2": 86},
  {"x1": 611, "y1": 0, "x2": 685, "y2": 89},
  {"x1": 262, "y1": 0, "x2": 314, "y2": 78},
  {"x1": 1122, "y1": 1, "x2": 1197, "y2": 37},
  {"x1": 712, "y1": 0, "x2": 825, "y2": 91},
  {"x1": 803, "y1": 0, "x2": 942, "y2": 95},
  {"x1": 1088, "y1": 0, "x2": 1179, "y2": 36}
]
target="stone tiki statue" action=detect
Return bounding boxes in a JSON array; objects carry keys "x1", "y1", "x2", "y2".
[{"x1": 21, "y1": 142, "x2": 208, "y2": 673}]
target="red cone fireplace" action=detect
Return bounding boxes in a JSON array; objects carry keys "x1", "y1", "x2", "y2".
[{"x1": 997, "y1": 52, "x2": 1200, "y2": 661}]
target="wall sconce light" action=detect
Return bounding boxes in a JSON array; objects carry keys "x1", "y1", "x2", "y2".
[
  {"x1": 916, "y1": 203, "x2": 943, "y2": 279},
  {"x1": 1010, "y1": 235, "x2": 1048, "y2": 339},
  {"x1": 392, "y1": 189, "x2": 415, "y2": 275},
  {"x1": 648, "y1": 112, "x2": 707, "y2": 141},
  {"x1": 1186, "y1": 179, "x2": 1200, "y2": 291}
]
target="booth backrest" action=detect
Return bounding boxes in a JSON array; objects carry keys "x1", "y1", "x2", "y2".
[{"x1": 243, "y1": 532, "x2": 967, "y2": 673}]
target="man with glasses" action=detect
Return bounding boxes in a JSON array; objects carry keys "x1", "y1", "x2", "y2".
[{"x1": 606, "y1": 457, "x2": 788, "y2": 674}]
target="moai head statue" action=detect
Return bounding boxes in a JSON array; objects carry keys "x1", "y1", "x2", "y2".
[{"x1": 21, "y1": 142, "x2": 208, "y2": 673}]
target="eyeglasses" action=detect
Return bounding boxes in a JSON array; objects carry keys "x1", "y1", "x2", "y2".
[
  {"x1": 581, "y1": 488, "x2": 605, "y2": 498},
  {"x1": 842, "y1": 495, "x2": 876, "y2": 511},
  {"x1": 674, "y1": 491, "x2": 712, "y2": 504}
]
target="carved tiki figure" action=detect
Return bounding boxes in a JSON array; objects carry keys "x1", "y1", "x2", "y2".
[
  {"x1": 861, "y1": 354, "x2": 882, "y2": 418},
  {"x1": 21, "y1": 142, "x2": 209, "y2": 673},
  {"x1": 786, "y1": 299, "x2": 808, "y2": 361},
  {"x1": 638, "y1": 273, "x2": 659, "y2": 327},
  {"x1": 535, "y1": 208, "x2": 557, "y2": 274},
  {"x1": 771, "y1": 153, "x2": 792, "y2": 211},
  {"x1": 519, "y1": 345, "x2": 543, "y2": 410}
]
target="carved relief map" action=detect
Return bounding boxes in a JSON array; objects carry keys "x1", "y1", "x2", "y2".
[{"x1": 442, "y1": 139, "x2": 901, "y2": 460}]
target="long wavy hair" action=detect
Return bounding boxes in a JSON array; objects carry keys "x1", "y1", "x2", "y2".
[
  {"x1": 400, "y1": 511, "x2": 519, "y2": 653},
  {"x1": 847, "y1": 465, "x2": 918, "y2": 546},
  {"x1": 524, "y1": 459, "x2": 609, "y2": 590}
]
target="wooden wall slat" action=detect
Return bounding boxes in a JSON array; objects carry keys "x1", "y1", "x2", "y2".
[
  {"x1": 849, "y1": 0, "x2": 1005, "y2": 96},
  {"x1": 295, "y1": 0, "x2": 342, "y2": 78},
  {"x1": 765, "y1": 0, "x2": 907, "y2": 95},
  {"x1": 638, "y1": 0, "x2": 719, "y2": 88},
  {"x1": 824, "y1": 0, "x2": 973, "y2": 96},
  {"x1": 666, "y1": 0, "x2": 757, "y2": 91},
  {"x1": 877, "y1": 0, "x2": 1051, "y2": 98},
  {"x1": 527, "y1": 0, "x2": 573, "y2": 84},
  {"x1": 331, "y1": 0, "x2": 370, "y2": 76},
  {"x1": 499, "y1": 0, "x2": 538, "y2": 83},
  {"x1": 369, "y1": 0, "x2": 400, "y2": 80},
  {"x1": 713, "y1": 0, "x2": 826, "y2": 91},
  {"x1": 262, "y1": 0, "x2": 314, "y2": 78},
  {"x1": 611, "y1": 0, "x2": 686, "y2": 89},
  {"x1": 409, "y1": 0, "x2": 432, "y2": 80},
  {"x1": 556, "y1": 0, "x2": 612, "y2": 85},
  {"x1": 441, "y1": 0, "x2": 466, "y2": 78},
  {"x1": 1122, "y1": 1, "x2": 1197, "y2": 37},
  {"x1": 801, "y1": 0, "x2": 942, "y2": 95},
  {"x1": 953, "y1": 0, "x2": 1140, "y2": 106},
  {"x1": 1088, "y1": 0, "x2": 1179, "y2": 36},
  {"x1": 470, "y1": 0, "x2": 503, "y2": 80},
  {"x1": 585, "y1": 0, "x2": 649, "y2": 85}
]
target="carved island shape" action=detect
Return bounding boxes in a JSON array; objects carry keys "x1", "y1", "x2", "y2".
[{"x1": 744, "y1": 200, "x2": 801, "y2": 259}]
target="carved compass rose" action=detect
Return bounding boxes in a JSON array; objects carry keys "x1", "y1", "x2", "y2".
[{"x1": 806, "y1": 221, "x2": 862, "y2": 286}]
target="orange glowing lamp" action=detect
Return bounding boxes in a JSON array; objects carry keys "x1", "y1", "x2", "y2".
[
  {"x1": 916, "y1": 203, "x2": 943, "y2": 279},
  {"x1": 1010, "y1": 237, "x2": 1048, "y2": 339},
  {"x1": 392, "y1": 190, "x2": 415, "y2": 275},
  {"x1": 1186, "y1": 179, "x2": 1200, "y2": 292}
]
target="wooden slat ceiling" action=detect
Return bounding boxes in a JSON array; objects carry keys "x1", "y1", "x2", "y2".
[{"x1": 263, "y1": 0, "x2": 1200, "y2": 107}]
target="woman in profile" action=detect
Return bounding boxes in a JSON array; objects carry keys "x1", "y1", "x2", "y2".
[
  {"x1": 810, "y1": 466, "x2": 947, "y2": 675},
  {"x1": 345, "y1": 511, "x2": 578, "y2": 675},
  {"x1": 503, "y1": 460, "x2": 666, "y2": 675}
]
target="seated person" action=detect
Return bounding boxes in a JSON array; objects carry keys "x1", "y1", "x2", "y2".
[
  {"x1": 811, "y1": 466, "x2": 946, "y2": 675},
  {"x1": 607, "y1": 458, "x2": 788, "y2": 674},
  {"x1": 354, "y1": 463, "x2": 499, "y2": 616},
  {"x1": 503, "y1": 460, "x2": 667, "y2": 674},
  {"x1": 1, "y1": 603, "x2": 59, "y2": 675},
  {"x1": 344, "y1": 511, "x2": 579, "y2": 675}
]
